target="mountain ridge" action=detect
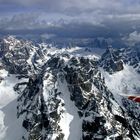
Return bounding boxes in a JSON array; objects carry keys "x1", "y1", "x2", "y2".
[{"x1": 0, "y1": 36, "x2": 140, "y2": 140}]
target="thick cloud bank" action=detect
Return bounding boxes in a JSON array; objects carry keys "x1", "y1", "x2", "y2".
[{"x1": 0, "y1": 0, "x2": 140, "y2": 39}]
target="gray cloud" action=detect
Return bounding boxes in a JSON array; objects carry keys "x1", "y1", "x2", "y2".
[
  {"x1": 122, "y1": 31, "x2": 140, "y2": 46},
  {"x1": 0, "y1": 0, "x2": 140, "y2": 30},
  {"x1": 0, "y1": 13, "x2": 41, "y2": 30},
  {"x1": 1, "y1": 0, "x2": 140, "y2": 15},
  {"x1": 0, "y1": 0, "x2": 140, "y2": 40},
  {"x1": 0, "y1": 0, "x2": 140, "y2": 21}
]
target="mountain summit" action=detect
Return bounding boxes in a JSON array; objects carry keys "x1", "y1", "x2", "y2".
[{"x1": 0, "y1": 37, "x2": 140, "y2": 140}]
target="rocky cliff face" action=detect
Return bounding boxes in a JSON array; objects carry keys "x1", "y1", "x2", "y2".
[
  {"x1": 0, "y1": 36, "x2": 34, "y2": 74},
  {"x1": 100, "y1": 46, "x2": 140, "y2": 74},
  {"x1": 99, "y1": 46, "x2": 124, "y2": 74},
  {"x1": 0, "y1": 36, "x2": 140, "y2": 140}
]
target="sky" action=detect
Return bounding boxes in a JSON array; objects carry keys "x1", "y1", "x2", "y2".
[{"x1": 1, "y1": 0, "x2": 140, "y2": 39}]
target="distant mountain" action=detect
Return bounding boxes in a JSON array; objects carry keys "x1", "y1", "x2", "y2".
[{"x1": 0, "y1": 36, "x2": 140, "y2": 140}]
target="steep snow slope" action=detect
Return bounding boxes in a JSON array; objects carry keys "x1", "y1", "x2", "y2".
[
  {"x1": 100, "y1": 65, "x2": 140, "y2": 96},
  {"x1": 0, "y1": 69, "x2": 28, "y2": 108},
  {"x1": 100, "y1": 46, "x2": 140, "y2": 97},
  {"x1": 0, "y1": 100, "x2": 26, "y2": 140},
  {"x1": 0, "y1": 69, "x2": 28, "y2": 140},
  {"x1": 58, "y1": 78, "x2": 82, "y2": 140}
]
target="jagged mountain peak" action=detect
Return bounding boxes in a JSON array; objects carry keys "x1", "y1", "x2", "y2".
[
  {"x1": 16, "y1": 53, "x2": 140, "y2": 140},
  {"x1": 100, "y1": 46, "x2": 124, "y2": 74},
  {"x1": 0, "y1": 37, "x2": 140, "y2": 140},
  {"x1": 100, "y1": 46, "x2": 140, "y2": 74}
]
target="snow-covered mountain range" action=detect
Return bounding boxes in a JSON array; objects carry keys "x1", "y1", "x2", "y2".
[{"x1": 0, "y1": 36, "x2": 140, "y2": 140}]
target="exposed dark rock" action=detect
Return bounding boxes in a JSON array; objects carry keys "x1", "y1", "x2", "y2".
[
  {"x1": 0, "y1": 37, "x2": 139, "y2": 140},
  {"x1": 100, "y1": 46, "x2": 124, "y2": 74}
]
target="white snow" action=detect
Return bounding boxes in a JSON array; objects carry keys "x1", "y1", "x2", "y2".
[
  {"x1": 0, "y1": 70, "x2": 18, "y2": 109},
  {"x1": 100, "y1": 65, "x2": 140, "y2": 96},
  {"x1": 42, "y1": 71, "x2": 82, "y2": 140},
  {"x1": 0, "y1": 100, "x2": 27, "y2": 140},
  {"x1": 27, "y1": 49, "x2": 35, "y2": 66},
  {"x1": 66, "y1": 47, "x2": 104, "y2": 59},
  {"x1": 0, "y1": 71, "x2": 27, "y2": 108},
  {"x1": 0, "y1": 111, "x2": 6, "y2": 139},
  {"x1": 39, "y1": 44, "x2": 104, "y2": 60},
  {"x1": 3, "y1": 36, "x2": 21, "y2": 50},
  {"x1": 42, "y1": 72, "x2": 54, "y2": 102},
  {"x1": 0, "y1": 69, "x2": 28, "y2": 140},
  {"x1": 57, "y1": 76, "x2": 82, "y2": 140}
]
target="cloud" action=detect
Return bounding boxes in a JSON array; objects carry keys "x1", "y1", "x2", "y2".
[
  {"x1": 0, "y1": 13, "x2": 41, "y2": 30},
  {"x1": 0, "y1": 0, "x2": 140, "y2": 39},
  {"x1": 0, "y1": 0, "x2": 140, "y2": 15},
  {"x1": 0, "y1": 0, "x2": 140, "y2": 29},
  {"x1": 123, "y1": 31, "x2": 140, "y2": 46}
]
